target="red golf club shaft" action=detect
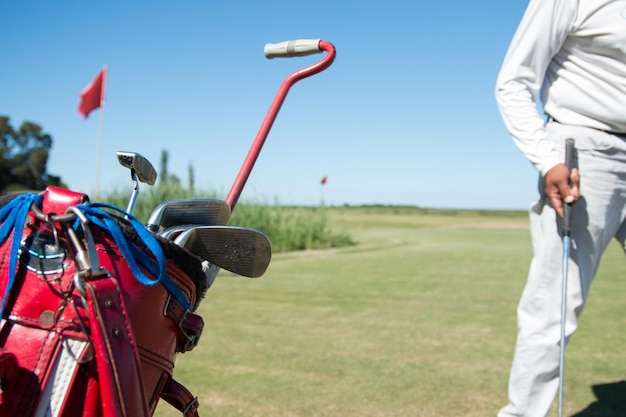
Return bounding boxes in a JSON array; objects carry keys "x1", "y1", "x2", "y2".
[{"x1": 225, "y1": 40, "x2": 336, "y2": 211}]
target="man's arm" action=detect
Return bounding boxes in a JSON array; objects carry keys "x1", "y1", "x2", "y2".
[
  {"x1": 495, "y1": 0, "x2": 580, "y2": 214},
  {"x1": 495, "y1": 0, "x2": 576, "y2": 176}
]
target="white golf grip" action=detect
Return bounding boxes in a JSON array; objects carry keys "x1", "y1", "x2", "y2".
[{"x1": 264, "y1": 39, "x2": 322, "y2": 58}]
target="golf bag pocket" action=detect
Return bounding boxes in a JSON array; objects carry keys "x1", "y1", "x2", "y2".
[{"x1": 0, "y1": 186, "x2": 208, "y2": 417}]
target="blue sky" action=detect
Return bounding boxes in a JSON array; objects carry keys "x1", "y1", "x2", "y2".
[{"x1": 1, "y1": 1, "x2": 537, "y2": 210}]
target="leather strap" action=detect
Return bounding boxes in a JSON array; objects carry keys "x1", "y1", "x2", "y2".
[
  {"x1": 160, "y1": 376, "x2": 200, "y2": 417},
  {"x1": 0, "y1": 349, "x2": 18, "y2": 380},
  {"x1": 164, "y1": 295, "x2": 204, "y2": 353},
  {"x1": 0, "y1": 348, "x2": 18, "y2": 401},
  {"x1": 85, "y1": 278, "x2": 150, "y2": 417}
]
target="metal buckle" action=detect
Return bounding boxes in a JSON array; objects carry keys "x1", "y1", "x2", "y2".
[
  {"x1": 65, "y1": 206, "x2": 101, "y2": 275},
  {"x1": 183, "y1": 396, "x2": 199, "y2": 416}
]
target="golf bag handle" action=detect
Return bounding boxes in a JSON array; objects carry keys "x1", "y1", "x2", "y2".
[{"x1": 225, "y1": 39, "x2": 336, "y2": 211}]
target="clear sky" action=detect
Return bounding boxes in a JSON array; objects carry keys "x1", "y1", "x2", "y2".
[{"x1": 0, "y1": 1, "x2": 537, "y2": 210}]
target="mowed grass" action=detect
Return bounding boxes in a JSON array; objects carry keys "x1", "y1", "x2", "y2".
[{"x1": 154, "y1": 207, "x2": 625, "y2": 417}]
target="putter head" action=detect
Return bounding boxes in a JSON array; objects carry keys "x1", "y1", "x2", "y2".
[
  {"x1": 174, "y1": 225, "x2": 271, "y2": 278},
  {"x1": 146, "y1": 198, "x2": 231, "y2": 233},
  {"x1": 116, "y1": 151, "x2": 157, "y2": 185}
]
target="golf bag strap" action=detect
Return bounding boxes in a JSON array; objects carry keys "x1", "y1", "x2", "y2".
[
  {"x1": 165, "y1": 295, "x2": 204, "y2": 353},
  {"x1": 85, "y1": 277, "x2": 151, "y2": 417},
  {"x1": 160, "y1": 376, "x2": 200, "y2": 417},
  {"x1": 0, "y1": 348, "x2": 18, "y2": 384}
]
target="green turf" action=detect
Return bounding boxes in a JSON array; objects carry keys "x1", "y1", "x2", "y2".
[{"x1": 154, "y1": 207, "x2": 625, "y2": 417}]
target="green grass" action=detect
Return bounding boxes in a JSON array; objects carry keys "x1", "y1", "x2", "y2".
[{"x1": 154, "y1": 207, "x2": 625, "y2": 417}]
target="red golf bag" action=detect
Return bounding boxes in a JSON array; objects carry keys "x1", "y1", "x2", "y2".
[
  {"x1": 0, "y1": 186, "x2": 206, "y2": 417},
  {"x1": 0, "y1": 38, "x2": 335, "y2": 417}
]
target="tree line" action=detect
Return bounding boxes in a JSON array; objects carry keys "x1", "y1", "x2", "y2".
[
  {"x1": 1, "y1": 115, "x2": 197, "y2": 196},
  {"x1": 0, "y1": 115, "x2": 63, "y2": 193}
]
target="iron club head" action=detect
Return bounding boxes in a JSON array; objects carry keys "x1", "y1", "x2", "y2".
[
  {"x1": 173, "y1": 225, "x2": 271, "y2": 278},
  {"x1": 160, "y1": 224, "x2": 197, "y2": 240},
  {"x1": 145, "y1": 198, "x2": 231, "y2": 233}
]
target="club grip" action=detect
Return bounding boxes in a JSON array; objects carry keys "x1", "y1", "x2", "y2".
[
  {"x1": 564, "y1": 138, "x2": 575, "y2": 170},
  {"x1": 264, "y1": 39, "x2": 322, "y2": 59},
  {"x1": 563, "y1": 138, "x2": 575, "y2": 235}
]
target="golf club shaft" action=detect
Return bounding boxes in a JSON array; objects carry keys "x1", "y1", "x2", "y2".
[
  {"x1": 558, "y1": 138, "x2": 575, "y2": 417},
  {"x1": 558, "y1": 234, "x2": 570, "y2": 417},
  {"x1": 126, "y1": 172, "x2": 140, "y2": 215}
]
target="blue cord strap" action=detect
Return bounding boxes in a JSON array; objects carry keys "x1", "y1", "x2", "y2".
[
  {"x1": 73, "y1": 203, "x2": 190, "y2": 310},
  {"x1": 0, "y1": 198, "x2": 190, "y2": 318},
  {"x1": 0, "y1": 193, "x2": 43, "y2": 318}
]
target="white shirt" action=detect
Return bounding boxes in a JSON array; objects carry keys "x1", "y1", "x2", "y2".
[{"x1": 496, "y1": 0, "x2": 626, "y2": 175}]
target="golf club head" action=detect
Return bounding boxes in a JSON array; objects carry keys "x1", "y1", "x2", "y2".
[
  {"x1": 160, "y1": 224, "x2": 196, "y2": 240},
  {"x1": 146, "y1": 199, "x2": 231, "y2": 233},
  {"x1": 116, "y1": 151, "x2": 157, "y2": 185},
  {"x1": 173, "y1": 226, "x2": 271, "y2": 278}
]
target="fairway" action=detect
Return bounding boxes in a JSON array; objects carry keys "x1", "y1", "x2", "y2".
[{"x1": 155, "y1": 207, "x2": 625, "y2": 417}]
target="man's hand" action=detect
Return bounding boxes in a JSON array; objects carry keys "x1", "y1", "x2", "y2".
[{"x1": 544, "y1": 164, "x2": 580, "y2": 217}]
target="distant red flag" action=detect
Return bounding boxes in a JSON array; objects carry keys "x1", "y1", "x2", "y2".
[
  {"x1": 78, "y1": 67, "x2": 107, "y2": 118},
  {"x1": 320, "y1": 176, "x2": 328, "y2": 185}
]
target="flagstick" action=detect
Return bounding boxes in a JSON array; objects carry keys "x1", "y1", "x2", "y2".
[
  {"x1": 93, "y1": 65, "x2": 107, "y2": 200},
  {"x1": 94, "y1": 105, "x2": 105, "y2": 200}
]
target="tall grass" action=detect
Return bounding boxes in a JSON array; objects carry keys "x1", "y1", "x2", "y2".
[
  {"x1": 229, "y1": 202, "x2": 353, "y2": 252},
  {"x1": 101, "y1": 184, "x2": 353, "y2": 253}
]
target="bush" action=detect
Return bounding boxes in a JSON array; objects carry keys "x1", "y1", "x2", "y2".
[{"x1": 101, "y1": 185, "x2": 353, "y2": 253}]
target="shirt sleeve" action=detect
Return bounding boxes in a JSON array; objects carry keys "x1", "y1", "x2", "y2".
[{"x1": 495, "y1": 0, "x2": 578, "y2": 175}]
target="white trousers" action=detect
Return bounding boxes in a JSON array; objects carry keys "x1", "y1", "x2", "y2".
[{"x1": 498, "y1": 122, "x2": 626, "y2": 417}]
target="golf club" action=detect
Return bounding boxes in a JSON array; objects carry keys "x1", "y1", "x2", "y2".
[
  {"x1": 558, "y1": 138, "x2": 575, "y2": 417},
  {"x1": 173, "y1": 226, "x2": 271, "y2": 278},
  {"x1": 145, "y1": 198, "x2": 231, "y2": 233},
  {"x1": 116, "y1": 151, "x2": 157, "y2": 215}
]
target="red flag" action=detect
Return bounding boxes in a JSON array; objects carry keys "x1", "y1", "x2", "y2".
[
  {"x1": 320, "y1": 175, "x2": 328, "y2": 185},
  {"x1": 78, "y1": 67, "x2": 107, "y2": 118}
]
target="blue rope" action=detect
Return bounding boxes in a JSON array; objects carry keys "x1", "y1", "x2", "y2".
[
  {"x1": 73, "y1": 203, "x2": 190, "y2": 310},
  {"x1": 0, "y1": 198, "x2": 190, "y2": 317},
  {"x1": 0, "y1": 193, "x2": 43, "y2": 318}
]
